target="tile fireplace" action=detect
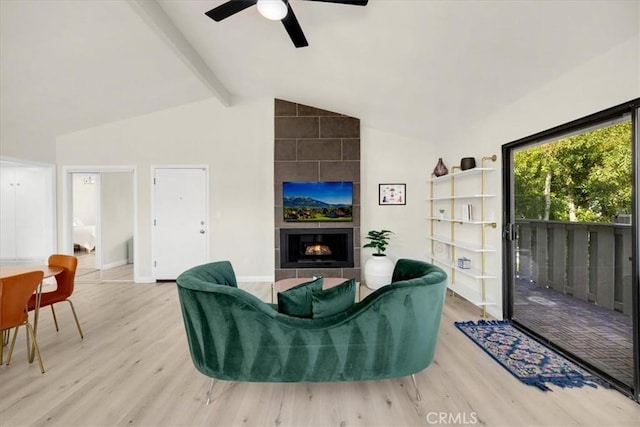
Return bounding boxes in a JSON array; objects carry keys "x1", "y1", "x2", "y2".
[
  {"x1": 274, "y1": 98, "x2": 360, "y2": 281},
  {"x1": 280, "y1": 228, "x2": 354, "y2": 269}
]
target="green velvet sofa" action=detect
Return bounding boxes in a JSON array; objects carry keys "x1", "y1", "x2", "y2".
[{"x1": 176, "y1": 259, "x2": 447, "y2": 389}]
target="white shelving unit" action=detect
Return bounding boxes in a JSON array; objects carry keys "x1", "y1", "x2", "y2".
[{"x1": 427, "y1": 155, "x2": 497, "y2": 317}]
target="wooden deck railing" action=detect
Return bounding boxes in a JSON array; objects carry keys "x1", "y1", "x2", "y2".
[{"x1": 516, "y1": 219, "x2": 633, "y2": 315}]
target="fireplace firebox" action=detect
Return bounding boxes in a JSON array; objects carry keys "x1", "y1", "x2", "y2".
[{"x1": 280, "y1": 228, "x2": 353, "y2": 269}]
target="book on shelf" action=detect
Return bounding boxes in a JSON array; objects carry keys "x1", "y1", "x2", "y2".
[{"x1": 460, "y1": 203, "x2": 473, "y2": 222}]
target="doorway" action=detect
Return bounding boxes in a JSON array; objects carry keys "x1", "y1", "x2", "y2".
[
  {"x1": 72, "y1": 173, "x2": 100, "y2": 276},
  {"x1": 63, "y1": 167, "x2": 136, "y2": 282},
  {"x1": 503, "y1": 100, "x2": 640, "y2": 401}
]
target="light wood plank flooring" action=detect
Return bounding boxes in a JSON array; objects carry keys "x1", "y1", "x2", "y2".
[
  {"x1": 75, "y1": 251, "x2": 134, "y2": 282},
  {"x1": 1, "y1": 276, "x2": 639, "y2": 427}
]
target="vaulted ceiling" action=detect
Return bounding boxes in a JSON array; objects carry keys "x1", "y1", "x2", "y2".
[{"x1": 1, "y1": 0, "x2": 638, "y2": 159}]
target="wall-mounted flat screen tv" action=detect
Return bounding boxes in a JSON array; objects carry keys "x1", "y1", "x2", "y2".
[{"x1": 283, "y1": 181, "x2": 353, "y2": 222}]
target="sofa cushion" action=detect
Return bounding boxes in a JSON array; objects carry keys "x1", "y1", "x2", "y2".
[
  {"x1": 277, "y1": 276, "x2": 323, "y2": 318},
  {"x1": 311, "y1": 278, "x2": 356, "y2": 319}
]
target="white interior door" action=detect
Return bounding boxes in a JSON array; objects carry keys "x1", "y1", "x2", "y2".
[
  {"x1": 152, "y1": 167, "x2": 208, "y2": 280},
  {"x1": 1, "y1": 162, "x2": 55, "y2": 262}
]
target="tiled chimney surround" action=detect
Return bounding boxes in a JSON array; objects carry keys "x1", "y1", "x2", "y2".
[{"x1": 274, "y1": 99, "x2": 361, "y2": 282}]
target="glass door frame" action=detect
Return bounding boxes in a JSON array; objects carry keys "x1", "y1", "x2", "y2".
[{"x1": 501, "y1": 98, "x2": 640, "y2": 402}]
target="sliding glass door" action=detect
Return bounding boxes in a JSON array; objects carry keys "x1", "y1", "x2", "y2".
[{"x1": 503, "y1": 100, "x2": 639, "y2": 401}]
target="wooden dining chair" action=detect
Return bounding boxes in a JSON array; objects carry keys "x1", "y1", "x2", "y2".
[
  {"x1": 1, "y1": 270, "x2": 45, "y2": 373},
  {"x1": 27, "y1": 254, "x2": 83, "y2": 339}
]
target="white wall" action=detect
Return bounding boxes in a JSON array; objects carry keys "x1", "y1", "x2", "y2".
[
  {"x1": 72, "y1": 174, "x2": 97, "y2": 226},
  {"x1": 360, "y1": 126, "x2": 430, "y2": 262},
  {"x1": 101, "y1": 172, "x2": 134, "y2": 268},
  {"x1": 56, "y1": 97, "x2": 274, "y2": 282}
]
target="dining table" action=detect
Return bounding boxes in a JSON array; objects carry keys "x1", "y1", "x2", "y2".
[{"x1": 0, "y1": 264, "x2": 63, "y2": 362}]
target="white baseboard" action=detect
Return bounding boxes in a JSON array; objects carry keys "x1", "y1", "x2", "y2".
[
  {"x1": 486, "y1": 305, "x2": 503, "y2": 320},
  {"x1": 129, "y1": 275, "x2": 274, "y2": 284},
  {"x1": 237, "y1": 275, "x2": 274, "y2": 283},
  {"x1": 102, "y1": 259, "x2": 127, "y2": 270}
]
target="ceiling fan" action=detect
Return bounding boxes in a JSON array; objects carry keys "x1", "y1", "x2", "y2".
[{"x1": 205, "y1": 0, "x2": 369, "y2": 48}]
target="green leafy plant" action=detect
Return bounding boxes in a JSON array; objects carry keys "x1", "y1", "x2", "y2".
[{"x1": 363, "y1": 230, "x2": 393, "y2": 255}]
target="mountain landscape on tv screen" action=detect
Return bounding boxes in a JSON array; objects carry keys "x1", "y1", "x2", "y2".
[{"x1": 283, "y1": 196, "x2": 352, "y2": 222}]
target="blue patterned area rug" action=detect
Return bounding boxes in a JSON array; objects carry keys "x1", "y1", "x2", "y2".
[{"x1": 455, "y1": 320, "x2": 599, "y2": 391}]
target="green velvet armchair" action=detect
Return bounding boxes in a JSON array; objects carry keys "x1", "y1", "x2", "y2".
[{"x1": 176, "y1": 259, "x2": 447, "y2": 401}]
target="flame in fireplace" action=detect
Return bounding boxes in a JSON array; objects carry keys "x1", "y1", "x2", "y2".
[{"x1": 305, "y1": 244, "x2": 332, "y2": 256}]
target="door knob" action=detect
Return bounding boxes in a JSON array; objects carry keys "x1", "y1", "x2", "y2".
[{"x1": 200, "y1": 230, "x2": 205, "y2": 234}]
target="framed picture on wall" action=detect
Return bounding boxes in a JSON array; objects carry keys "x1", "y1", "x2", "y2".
[{"x1": 379, "y1": 184, "x2": 406, "y2": 205}]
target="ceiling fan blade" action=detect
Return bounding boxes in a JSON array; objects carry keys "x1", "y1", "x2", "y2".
[
  {"x1": 281, "y1": 3, "x2": 308, "y2": 48},
  {"x1": 304, "y1": 0, "x2": 368, "y2": 5},
  {"x1": 205, "y1": 0, "x2": 257, "y2": 22}
]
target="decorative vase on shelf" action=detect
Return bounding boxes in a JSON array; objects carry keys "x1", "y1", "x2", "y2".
[
  {"x1": 460, "y1": 157, "x2": 476, "y2": 170},
  {"x1": 433, "y1": 158, "x2": 448, "y2": 177}
]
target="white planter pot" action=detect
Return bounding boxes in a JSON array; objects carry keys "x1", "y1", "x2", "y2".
[{"x1": 364, "y1": 255, "x2": 395, "y2": 289}]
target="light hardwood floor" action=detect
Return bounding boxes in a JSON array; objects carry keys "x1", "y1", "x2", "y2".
[
  {"x1": 75, "y1": 251, "x2": 134, "y2": 282},
  {"x1": 1, "y1": 275, "x2": 639, "y2": 427}
]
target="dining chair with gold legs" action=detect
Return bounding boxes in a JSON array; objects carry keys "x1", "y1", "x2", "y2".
[
  {"x1": 1, "y1": 282, "x2": 7, "y2": 347},
  {"x1": 0, "y1": 271, "x2": 46, "y2": 373},
  {"x1": 1, "y1": 282, "x2": 3, "y2": 360},
  {"x1": 27, "y1": 254, "x2": 83, "y2": 339}
]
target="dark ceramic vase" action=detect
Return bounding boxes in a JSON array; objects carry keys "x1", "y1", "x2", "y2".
[
  {"x1": 460, "y1": 157, "x2": 476, "y2": 170},
  {"x1": 433, "y1": 158, "x2": 448, "y2": 177}
]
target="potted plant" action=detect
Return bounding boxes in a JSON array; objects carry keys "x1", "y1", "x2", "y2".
[
  {"x1": 363, "y1": 229, "x2": 395, "y2": 289},
  {"x1": 363, "y1": 230, "x2": 393, "y2": 255}
]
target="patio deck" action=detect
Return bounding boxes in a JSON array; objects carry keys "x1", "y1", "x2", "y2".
[{"x1": 513, "y1": 277, "x2": 634, "y2": 388}]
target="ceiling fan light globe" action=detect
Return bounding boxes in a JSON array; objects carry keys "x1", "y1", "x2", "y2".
[{"x1": 257, "y1": 0, "x2": 288, "y2": 20}]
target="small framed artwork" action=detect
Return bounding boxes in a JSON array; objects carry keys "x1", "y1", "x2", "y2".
[{"x1": 379, "y1": 183, "x2": 406, "y2": 205}]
